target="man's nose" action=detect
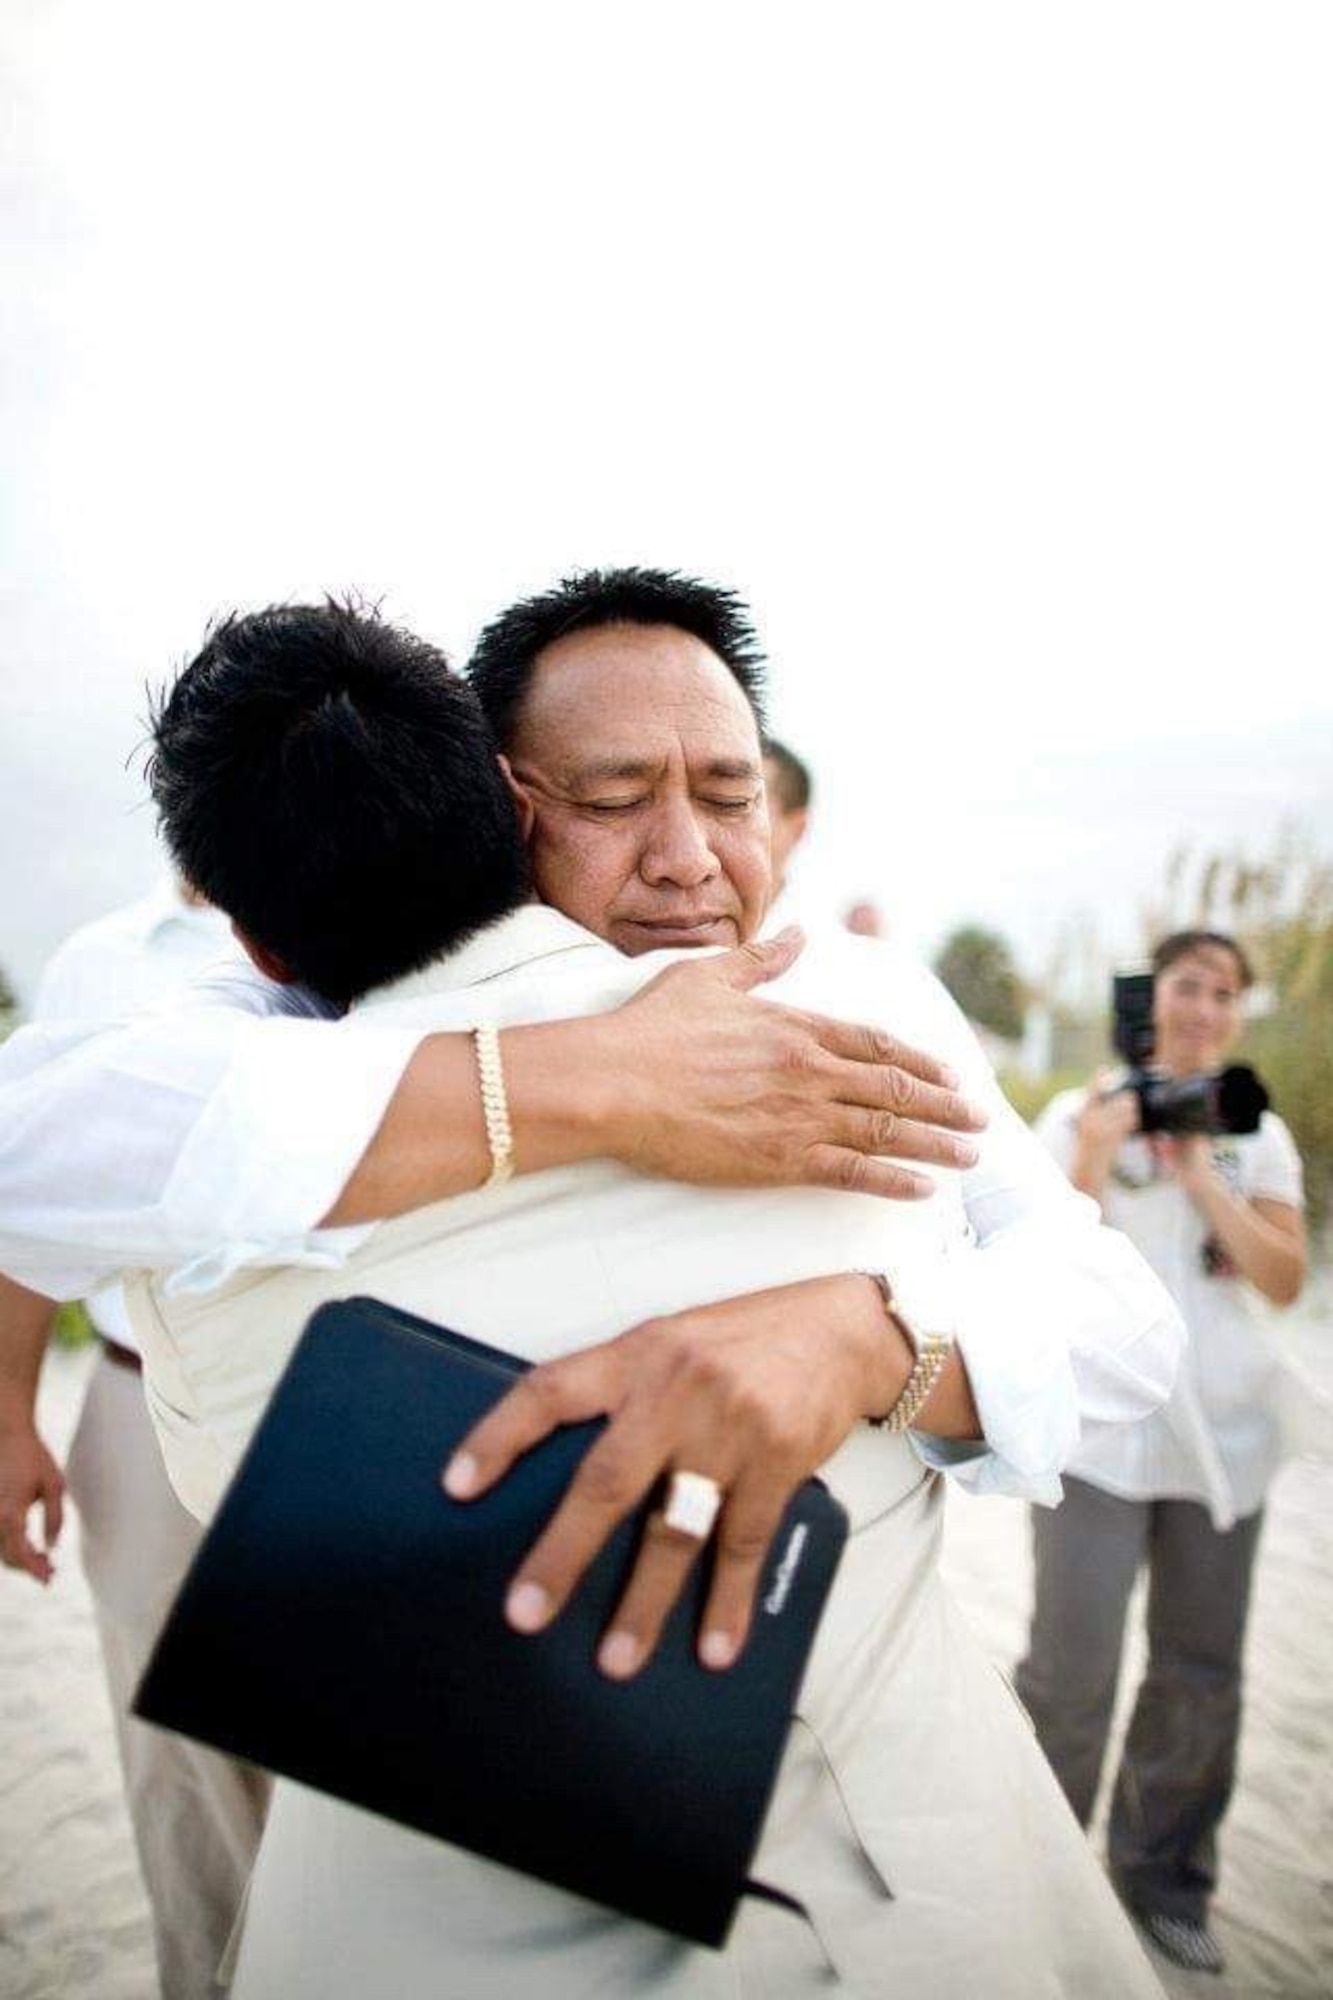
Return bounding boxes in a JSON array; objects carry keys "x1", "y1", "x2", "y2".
[{"x1": 638, "y1": 800, "x2": 721, "y2": 889}]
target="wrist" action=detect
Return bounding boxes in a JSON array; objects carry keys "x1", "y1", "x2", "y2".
[
  {"x1": 0, "y1": 1396, "x2": 39, "y2": 1440},
  {"x1": 501, "y1": 1016, "x2": 628, "y2": 1174},
  {"x1": 845, "y1": 1274, "x2": 914, "y2": 1420}
]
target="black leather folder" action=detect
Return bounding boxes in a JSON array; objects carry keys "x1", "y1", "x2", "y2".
[{"x1": 133, "y1": 1295, "x2": 849, "y2": 1947}]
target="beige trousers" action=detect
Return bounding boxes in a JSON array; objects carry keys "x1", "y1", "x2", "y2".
[{"x1": 65, "y1": 1353, "x2": 270, "y2": 1999}]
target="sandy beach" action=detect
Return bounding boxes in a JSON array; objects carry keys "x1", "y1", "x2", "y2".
[{"x1": 3, "y1": 1285, "x2": 1330, "y2": 2000}]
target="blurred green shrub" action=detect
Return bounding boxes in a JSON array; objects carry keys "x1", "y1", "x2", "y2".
[
  {"x1": 52, "y1": 1301, "x2": 95, "y2": 1349},
  {"x1": 935, "y1": 925, "x2": 1026, "y2": 1041},
  {"x1": 997, "y1": 1069, "x2": 1086, "y2": 1128}
]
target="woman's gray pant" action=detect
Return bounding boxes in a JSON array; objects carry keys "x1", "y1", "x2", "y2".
[{"x1": 1014, "y1": 1475, "x2": 1264, "y2": 1924}]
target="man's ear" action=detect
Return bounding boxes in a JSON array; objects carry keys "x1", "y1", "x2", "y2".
[
  {"x1": 232, "y1": 922, "x2": 298, "y2": 986},
  {"x1": 498, "y1": 755, "x2": 536, "y2": 840}
]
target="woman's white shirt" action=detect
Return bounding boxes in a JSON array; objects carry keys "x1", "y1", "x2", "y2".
[{"x1": 1038, "y1": 1091, "x2": 1304, "y2": 1526}]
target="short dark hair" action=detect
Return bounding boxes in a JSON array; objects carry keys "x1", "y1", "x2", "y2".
[
  {"x1": 763, "y1": 737, "x2": 812, "y2": 814},
  {"x1": 467, "y1": 566, "x2": 767, "y2": 747},
  {"x1": 148, "y1": 600, "x2": 530, "y2": 1005},
  {"x1": 1153, "y1": 929, "x2": 1254, "y2": 990}
]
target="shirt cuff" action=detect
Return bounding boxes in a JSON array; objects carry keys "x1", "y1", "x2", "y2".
[
  {"x1": 912, "y1": 1428, "x2": 1063, "y2": 1504},
  {"x1": 946, "y1": 1234, "x2": 1082, "y2": 1502}
]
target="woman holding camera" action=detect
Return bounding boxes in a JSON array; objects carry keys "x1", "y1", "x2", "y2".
[{"x1": 1015, "y1": 930, "x2": 1307, "y2": 1977}]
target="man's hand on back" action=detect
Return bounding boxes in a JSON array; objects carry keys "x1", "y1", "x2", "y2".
[{"x1": 590, "y1": 928, "x2": 986, "y2": 1199}]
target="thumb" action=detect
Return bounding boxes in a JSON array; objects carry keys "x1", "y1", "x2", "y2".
[{"x1": 710, "y1": 926, "x2": 806, "y2": 991}]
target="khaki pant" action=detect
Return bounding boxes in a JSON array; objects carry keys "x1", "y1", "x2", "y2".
[
  {"x1": 1015, "y1": 1475, "x2": 1264, "y2": 1925},
  {"x1": 66, "y1": 1352, "x2": 270, "y2": 1998}
]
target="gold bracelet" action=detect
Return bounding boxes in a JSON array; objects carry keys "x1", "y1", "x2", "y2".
[
  {"x1": 861, "y1": 1271, "x2": 954, "y2": 1432},
  {"x1": 473, "y1": 1025, "x2": 514, "y2": 1188}
]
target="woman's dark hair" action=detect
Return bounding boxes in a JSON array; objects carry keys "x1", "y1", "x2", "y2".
[
  {"x1": 1152, "y1": 929, "x2": 1255, "y2": 990},
  {"x1": 148, "y1": 600, "x2": 529, "y2": 1005},
  {"x1": 467, "y1": 566, "x2": 767, "y2": 747}
]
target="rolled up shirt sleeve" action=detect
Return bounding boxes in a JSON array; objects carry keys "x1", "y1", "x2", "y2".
[
  {"x1": 933, "y1": 1067, "x2": 1183, "y2": 1505},
  {"x1": 0, "y1": 1010, "x2": 424, "y2": 1298}
]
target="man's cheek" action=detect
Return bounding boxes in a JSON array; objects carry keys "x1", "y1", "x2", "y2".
[{"x1": 531, "y1": 821, "x2": 623, "y2": 921}]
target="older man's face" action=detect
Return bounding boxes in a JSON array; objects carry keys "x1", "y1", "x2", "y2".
[{"x1": 505, "y1": 622, "x2": 772, "y2": 955}]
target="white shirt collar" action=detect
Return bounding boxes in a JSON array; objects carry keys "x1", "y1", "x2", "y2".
[
  {"x1": 368, "y1": 904, "x2": 609, "y2": 1006},
  {"x1": 128, "y1": 877, "x2": 227, "y2": 945}
]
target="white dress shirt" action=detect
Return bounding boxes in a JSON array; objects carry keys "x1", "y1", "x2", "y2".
[
  {"x1": 32, "y1": 879, "x2": 232, "y2": 1026},
  {"x1": 0, "y1": 906, "x2": 1182, "y2": 1502},
  {"x1": 1038, "y1": 1087, "x2": 1306, "y2": 1525},
  {"x1": 28, "y1": 880, "x2": 235, "y2": 1347}
]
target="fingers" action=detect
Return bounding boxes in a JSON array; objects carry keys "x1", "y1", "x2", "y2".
[
  {"x1": 707, "y1": 927, "x2": 806, "y2": 990},
  {"x1": 442, "y1": 1346, "x2": 626, "y2": 1501},
  {"x1": 594, "y1": 1507, "x2": 709, "y2": 1679},
  {"x1": 803, "y1": 1145, "x2": 941, "y2": 1200},
  {"x1": 791, "y1": 1007, "x2": 966, "y2": 1093},
  {"x1": 695, "y1": 1479, "x2": 789, "y2": 1671},
  {"x1": 822, "y1": 1051, "x2": 987, "y2": 1134},
  {"x1": 597, "y1": 1475, "x2": 790, "y2": 1680},
  {"x1": 42, "y1": 1472, "x2": 64, "y2": 1553},
  {"x1": 501, "y1": 1414, "x2": 667, "y2": 1644},
  {"x1": 819, "y1": 1102, "x2": 982, "y2": 1174},
  {"x1": 0, "y1": 1511, "x2": 54, "y2": 1585}
]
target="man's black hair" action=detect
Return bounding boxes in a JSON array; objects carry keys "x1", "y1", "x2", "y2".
[
  {"x1": 148, "y1": 600, "x2": 530, "y2": 1006},
  {"x1": 1153, "y1": 928, "x2": 1254, "y2": 990},
  {"x1": 762, "y1": 737, "x2": 812, "y2": 814},
  {"x1": 467, "y1": 566, "x2": 768, "y2": 747}
]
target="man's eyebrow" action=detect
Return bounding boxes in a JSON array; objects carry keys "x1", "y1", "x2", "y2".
[
  {"x1": 703, "y1": 758, "x2": 762, "y2": 782},
  {"x1": 568, "y1": 758, "x2": 662, "y2": 786},
  {"x1": 566, "y1": 755, "x2": 762, "y2": 787}
]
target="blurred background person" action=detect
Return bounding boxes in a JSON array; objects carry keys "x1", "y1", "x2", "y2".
[
  {"x1": 762, "y1": 736, "x2": 886, "y2": 939},
  {"x1": 0, "y1": 875, "x2": 271, "y2": 2000},
  {"x1": 844, "y1": 899, "x2": 886, "y2": 939},
  {"x1": 761, "y1": 735, "x2": 811, "y2": 917},
  {"x1": 1014, "y1": 929, "x2": 1307, "y2": 1977}
]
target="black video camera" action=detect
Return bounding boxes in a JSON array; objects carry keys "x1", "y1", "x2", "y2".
[{"x1": 1108, "y1": 971, "x2": 1268, "y2": 1137}]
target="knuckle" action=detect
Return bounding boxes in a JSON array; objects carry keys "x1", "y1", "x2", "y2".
[
  {"x1": 778, "y1": 1033, "x2": 821, "y2": 1081},
  {"x1": 871, "y1": 1109, "x2": 902, "y2": 1151},
  {"x1": 886, "y1": 1066, "x2": 919, "y2": 1114},
  {"x1": 719, "y1": 1517, "x2": 774, "y2": 1564},
  {"x1": 576, "y1": 1449, "x2": 635, "y2": 1514},
  {"x1": 730, "y1": 1388, "x2": 789, "y2": 1454},
  {"x1": 832, "y1": 1150, "x2": 871, "y2": 1194},
  {"x1": 677, "y1": 1339, "x2": 730, "y2": 1396},
  {"x1": 647, "y1": 1317, "x2": 692, "y2": 1370}
]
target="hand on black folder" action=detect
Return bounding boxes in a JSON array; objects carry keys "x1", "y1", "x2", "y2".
[{"x1": 442, "y1": 1275, "x2": 881, "y2": 1680}]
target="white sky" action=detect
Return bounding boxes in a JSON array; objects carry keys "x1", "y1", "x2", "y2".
[{"x1": 3, "y1": 1, "x2": 1331, "y2": 1003}]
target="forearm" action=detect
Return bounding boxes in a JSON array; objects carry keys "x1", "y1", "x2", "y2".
[
  {"x1": 1187, "y1": 1176, "x2": 1306, "y2": 1304},
  {"x1": 0, "y1": 1275, "x2": 58, "y2": 1433},
  {"x1": 324, "y1": 1016, "x2": 615, "y2": 1225}
]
